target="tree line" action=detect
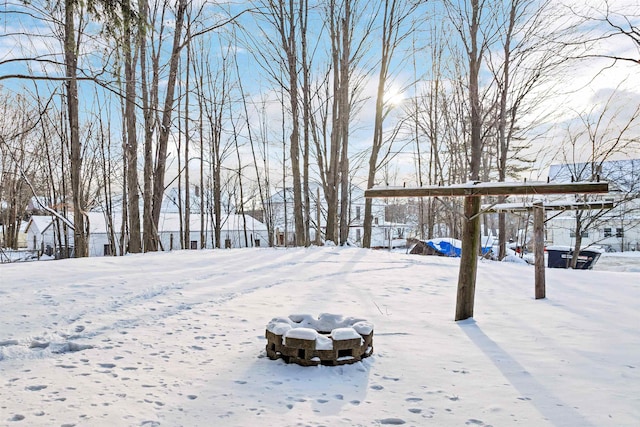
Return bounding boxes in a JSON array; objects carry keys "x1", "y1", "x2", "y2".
[{"x1": 0, "y1": 0, "x2": 638, "y2": 256}]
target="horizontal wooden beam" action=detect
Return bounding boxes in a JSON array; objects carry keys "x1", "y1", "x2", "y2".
[
  {"x1": 365, "y1": 181, "x2": 609, "y2": 198},
  {"x1": 483, "y1": 201, "x2": 614, "y2": 213}
]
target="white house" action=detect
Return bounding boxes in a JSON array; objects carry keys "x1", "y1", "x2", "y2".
[
  {"x1": 25, "y1": 214, "x2": 75, "y2": 257},
  {"x1": 156, "y1": 212, "x2": 269, "y2": 250},
  {"x1": 546, "y1": 159, "x2": 640, "y2": 252},
  {"x1": 270, "y1": 183, "x2": 410, "y2": 247},
  {"x1": 26, "y1": 211, "x2": 269, "y2": 257}
]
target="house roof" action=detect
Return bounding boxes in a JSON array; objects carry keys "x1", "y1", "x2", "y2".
[
  {"x1": 157, "y1": 213, "x2": 268, "y2": 233},
  {"x1": 25, "y1": 216, "x2": 56, "y2": 235},
  {"x1": 548, "y1": 159, "x2": 640, "y2": 193},
  {"x1": 25, "y1": 212, "x2": 267, "y2": 236},
  {"x1": 94, "y1": 187, "x2": 206, "y2": 215}
]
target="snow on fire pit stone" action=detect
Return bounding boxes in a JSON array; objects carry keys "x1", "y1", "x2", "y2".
[{"x1": 265, "y1": 313, "x2": 374, "y2": 366}]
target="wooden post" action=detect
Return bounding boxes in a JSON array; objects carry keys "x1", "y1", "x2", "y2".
[
  {"x1": 455, "y1": 195, "x2": 482, "y2": 320},
  {"x1": 533, "y1": 201, "x2": 546, "y2": 299},
  {"x1": 316, "y1": 187, "x2": 322, "y2": 245}
]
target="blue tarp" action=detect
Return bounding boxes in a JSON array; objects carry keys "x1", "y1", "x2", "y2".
[{"x1": 426, "y1": 238, "x2": 492, "y2": 257}]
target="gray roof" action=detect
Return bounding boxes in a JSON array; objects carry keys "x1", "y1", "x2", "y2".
[{"x1": 548, "y1": 159, "x2": 640, "y2": 193}]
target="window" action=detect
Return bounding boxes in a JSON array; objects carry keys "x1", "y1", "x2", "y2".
[
  {"x1": 604, "y1": 228, "x2": 612, "y2": 238},
  {"x1": 570, "y1": 230, "x2": 589, "y2": 238},
  {"x1": 374, "y1": 217, "x2": 378, "y2": 225},
  {"x1": 355, "y1": 206, "x2": 361, "y2": 220},
  {"x1": 616, "y1": 228, "x2": 624, "y2": 238},
  {"x1": 255, "y1": 239, "x2": 260, "y2": 247},
  {"x1": 103, "y1": 244, "x2": 112, "y2": 256},
  {"x1": 356, "y1": 229, "x2": 361, "y2": 242},
  {"x1": 190, "y1": 240, "x2": 198, "y2": 249}
]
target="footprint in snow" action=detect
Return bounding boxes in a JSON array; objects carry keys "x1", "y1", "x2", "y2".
[
  {"x1": 29, "y1": 340, "x2": 50, "y2": 349},
  {"x1": 377, "y1": 418, "x2": 406, "y2": 425}
]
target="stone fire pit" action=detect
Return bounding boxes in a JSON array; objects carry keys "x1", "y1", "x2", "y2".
[{"x1": 265, "y1": 313, "x2": 374, "y2": 366}]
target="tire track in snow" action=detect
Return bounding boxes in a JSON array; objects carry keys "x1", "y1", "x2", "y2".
[{"x1": 2, "y1": 249, "x2": 332, "y2": 361}]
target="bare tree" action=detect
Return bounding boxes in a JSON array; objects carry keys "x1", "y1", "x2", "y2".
[
  {"x1": 444, "y1": 0, "x2": 501, "y2": 320},
  {"x1": 0, "y1": 93, "x2": 39, "y2": 249},
  {"x1": 362, "y1": 0, "x2": 418, "y2": 248},
  {"x1": 566, "y1": 1, "x2": 640, "y2": 67},
  {"x1": 118, "y1": 0, "x2": 142, "y2": 253},
  {"x1": 484, "y1": 0, "x2": 560, "y2": 259},
  {"x1": 553, "y1": 87, "x2": 640, "y2": 266},
  {"x1": 249, "y1": 0, "x2": 306, "y2": 246},
  {"x1": 323, "y1": 0, "x2": 375, "y2": 245}
]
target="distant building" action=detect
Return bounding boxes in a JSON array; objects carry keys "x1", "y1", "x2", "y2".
[
  {"x1": 0, "y1": 220, "x2": 28, "y2": 249},
  {"x1": 269, "y1": 183, "x2": 410, "y2": 248},
  {"x1": 25, "y1": 212, "x2": 269, "y2": 258},
  {"x1": 546, "y1": 159, "x2": 640, "y2": 252}
]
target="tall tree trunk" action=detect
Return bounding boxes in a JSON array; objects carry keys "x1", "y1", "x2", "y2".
[
  {"x1": 456, "y1": 0, "x2": 483, "y2": 321},
  {"x1": 282, "y1": 0, "x2": 304, "y2": 246},
  {"x1": 151, "y1": 0, "x2": 187, "y2": 250},
  {"x1": 364, "y1": 0, "x2": 391, "y2": 248},
  {"x1": 123, "y1": 1, "x2": 142, "y2": 253},
  {"x1": 198, "y1": 67, "x2": 205, "y2": 248},
  {"x1": 570, "y1": 212, "x2": 584, "y2": 268},
  {"x1": 141, "y1": 0, "x2": 157, "y2": 252},
  {"x1": 337, "y1": 1, "x2": 351, "y2": 246},
  {"x1": 497, "y1": 1, "x2": 517, "y2": 261},
  {"x1": 64, "y1": 0, "x2": 87, "y2": 258},
  {"x1": 324, "y1": 0, "x2": 342, "y2": 245},
  {"x1": 300, "y1": 0, "x2": 311, "y2": 246},
  {"x1": 183, "y1": 29, "x2": 191, "y2": 249}
]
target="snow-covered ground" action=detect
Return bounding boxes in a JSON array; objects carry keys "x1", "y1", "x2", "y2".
[
  {"x1": 595, "y1": 251, "x2": 640, "y2": 272},
  {"x1": 0, "y1": 247, "x2": 638, "y2": 426}
]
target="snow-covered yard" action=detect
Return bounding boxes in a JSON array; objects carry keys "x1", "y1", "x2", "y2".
[{"x1": 1, "y1": 247, "x2": 638, "y2": 426}]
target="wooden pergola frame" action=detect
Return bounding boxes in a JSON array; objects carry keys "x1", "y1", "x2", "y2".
[
  {"x1": 365, "y1": 181, "x2": 610, "y2": 321},
  {"x1": 484, "y1": 200, "x2": 614, "y2": 300}
]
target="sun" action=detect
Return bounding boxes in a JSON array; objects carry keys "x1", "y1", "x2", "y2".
[{"x1": 384, "y1": 86, "x2": 405, "y2": 108}]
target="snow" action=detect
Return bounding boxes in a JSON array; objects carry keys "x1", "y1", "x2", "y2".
[
  {"x1": 284, "y1": 328, "x2": 318, "y2": 341},
  {"x1": 0, "y1": 246, "x2": 639, "y2": 426},
  {"x1": 315, "y1": 334, "x2": 334, "y2": 351},
  {"x1": 352, "y1": 321, "x2": 374, "y2": 336},
  {"x1": 330, "y1": 328, "x2": 363, "y2": 341}
]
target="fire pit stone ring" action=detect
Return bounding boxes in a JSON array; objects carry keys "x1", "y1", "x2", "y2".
[{"x1": 265, "y1": 313, "x2": 374, "y2": 366}]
